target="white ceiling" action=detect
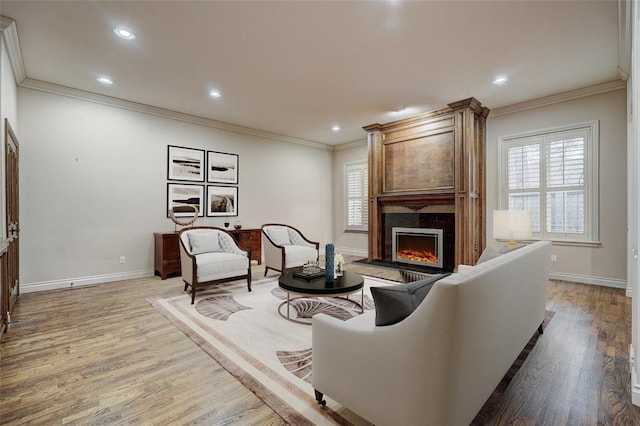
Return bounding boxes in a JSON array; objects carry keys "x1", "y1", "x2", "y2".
[{"x1": 0, "y1": 1, "x2": 624, "y2": 146}]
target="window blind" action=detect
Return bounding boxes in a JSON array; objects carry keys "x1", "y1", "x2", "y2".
[
  {"x1": 499, "y1": 121, "x2": 597, "y2": 243},
  {"x1": 345, "y1": 162, "x2": 368, "y2": 231}
]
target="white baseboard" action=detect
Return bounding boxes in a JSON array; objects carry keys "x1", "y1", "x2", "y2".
[
  {"x1": 549, "y1": 271, "x2": 626, "y2": 290},
  {"x1": 21, "y1": 269, "x2": 156, "y2": 293},
  {"x1": 334, "y1": 246, "x2": 368, "y2": 258}
]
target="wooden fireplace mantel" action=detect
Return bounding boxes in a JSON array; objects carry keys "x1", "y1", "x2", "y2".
[{"x1": 364, "y1": 97, "x2": 489, "y2": 267}]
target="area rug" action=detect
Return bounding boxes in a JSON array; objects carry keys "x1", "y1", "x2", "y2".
[
  {"x1": 147, "y1": 275, "x2": 395, "y2": 425},
  {"x1": 148, "y1": 276, "x2": 554, "y2": 425}
]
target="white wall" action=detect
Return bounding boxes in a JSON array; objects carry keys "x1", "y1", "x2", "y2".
[
  {"x1": 18, "y1": 88, "x2": 333, "y2": 290},
  {"x1": 332, "y1": 141, "x2": 368, "y2": 257},
  {"x1": 487, "y1": 89, "x2": 627, "y2": 286}
]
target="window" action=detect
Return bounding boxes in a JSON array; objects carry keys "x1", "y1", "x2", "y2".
[
  {"x1": 344, "y1": 161, "x2": 368, "y2": 231},
  {"x1": 498, "y1": 121, "x2": 599, "y2": 243}
]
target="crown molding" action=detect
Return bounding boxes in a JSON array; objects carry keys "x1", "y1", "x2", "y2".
[
  {"x1": 0, "y1": 16, "x2": 26, "y2": 84},
  {"x1": 489, "y1": 80, "x2": 627, "y2": 118},
  {"x1": 333, "y1": 138, "x2": 367, "y2": 151},
  {"x1": 19, "y1": 77, "x2": 333, "y2": 151}
]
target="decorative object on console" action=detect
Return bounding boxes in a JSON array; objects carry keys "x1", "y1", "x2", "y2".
[
  {"x1": 207, "y1": 150, "x2": 239, "y2": 184},
  {"x1": 493, "y1": 209, "x2": 533, "y2": 252},
  {"x1": 167, "y1": 145, "x2": 205, "y2": 182},
  {"x1": 325, "y1": 244, "x2": 335, "y2": 283},
  {"x1": 206, "y1": 185, "x2": 238, "y2": 217},
  {"x1": 234, "y1": 221, "x2": 242, "y2": 229},
  {"x1": 168, "y1": 205, "x2": 199, "y2": 231}
]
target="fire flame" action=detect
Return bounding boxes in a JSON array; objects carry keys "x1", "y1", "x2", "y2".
[{"x1": 397, "y1": 249, "x2": 438, "y2": 264}]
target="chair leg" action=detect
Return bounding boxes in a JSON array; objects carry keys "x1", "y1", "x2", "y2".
[
  {"x1": 191, "y1": 286, "x2": 196, "y2": 305},
  {"x1": 314, "y1": 389, "x2": 326, "y2": 406},
  {"x1": 184, "y1": 281, "x2": 188, "y2": 291},
  {"x1": 538, "y1": 322, "x2": 544, "y2": 335},
  {"x1": 247, "y1": 268, "x2": 252, "y2": 292}
]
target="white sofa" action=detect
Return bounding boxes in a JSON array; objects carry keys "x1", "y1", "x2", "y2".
[{"x1": 312, "y1": 240, "x2": 552, "y2": 426}]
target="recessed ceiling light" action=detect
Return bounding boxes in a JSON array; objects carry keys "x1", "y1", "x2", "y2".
[
  {"x1": 390, "y1": 107, "x2": 406, "y2": 115},
  {"x1": 493, "y1": 76, "x2": 508, "y2": 85},
  {"x1": 209, "y1": 89, "x2": 222, "y2": 99},
  {"x1": 96, "y1": 76, "x2": 113, "y2": 85},
  {"x1": 332, "y1": 125, "x2": 340, "y2": 132},
  {"x1": 113, "y1": 28, "x2": 136, "y2": 40}
]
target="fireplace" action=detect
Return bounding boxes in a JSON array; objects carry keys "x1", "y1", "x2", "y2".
[
  {"x1": 382, "y1": 212, "x2": 455, "y2": 272},
  {"x1": 392, "y1": 227, "x2": 443, "y2": 268}
]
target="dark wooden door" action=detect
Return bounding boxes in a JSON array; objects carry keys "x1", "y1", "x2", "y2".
[{"x1": 3, "y1": 119, "x2": 19, "y2": 330}]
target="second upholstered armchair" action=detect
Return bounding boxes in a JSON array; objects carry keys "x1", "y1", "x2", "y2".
[{"x1": 261, "y1": 223, "x2": 319, "y2": 276}]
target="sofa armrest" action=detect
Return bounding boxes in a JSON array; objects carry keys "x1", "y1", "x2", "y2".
[{"x1": 311, "y1": 283, "x2": 457, "y2": 425}]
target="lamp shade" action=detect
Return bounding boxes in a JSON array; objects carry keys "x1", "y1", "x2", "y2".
[{"x1": 493, "y1": 210, "x2": 532, "y2": 241}]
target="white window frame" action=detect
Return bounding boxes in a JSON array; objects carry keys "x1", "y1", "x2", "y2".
[
  {"x1": 498, "y1": 120, "x2": 599, "y2": 244},
  {"x1": 344, "y1": 160, "x2": 368, "y2": 232}
]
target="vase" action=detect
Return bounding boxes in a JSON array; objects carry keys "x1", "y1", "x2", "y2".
[{"x1": 325, "y1": 244, "x2": 335, "y2": 283}]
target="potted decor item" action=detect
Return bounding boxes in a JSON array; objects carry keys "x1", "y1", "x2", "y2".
[{"x1": 335, "y1": 253, "x2": 345, "y2": 276}]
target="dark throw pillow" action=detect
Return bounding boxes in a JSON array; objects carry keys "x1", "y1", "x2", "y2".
[{"x1": 371, "y1": 275, "x2": 443, "y2": 326}]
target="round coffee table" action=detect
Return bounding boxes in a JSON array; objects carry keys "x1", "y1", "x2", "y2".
[{"x1": 278, "y1": 270, "x2": 364, "y2": 324}]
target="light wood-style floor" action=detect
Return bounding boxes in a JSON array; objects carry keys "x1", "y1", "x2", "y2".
[{"x1": 1, "y1": 260, "x2": 639, "y2": 425}]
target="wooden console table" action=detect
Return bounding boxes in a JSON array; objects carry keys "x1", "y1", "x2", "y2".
[{"x1": 154, "y1": 229, "x2": 262, "y2": 280}]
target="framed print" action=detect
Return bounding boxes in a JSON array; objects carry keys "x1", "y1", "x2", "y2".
[
  {"x1": 167, "y1": 183, "x2": 204, "y2": 217},
  {"x1": 207, "y1": 151, "x2": 239, "y2": 184},
  {"x1": 206, "y1": 185, "x2": 238, "y2": 217},
  {"x1": 167, "y1": 145, "x2": 205, "y2": 182}
]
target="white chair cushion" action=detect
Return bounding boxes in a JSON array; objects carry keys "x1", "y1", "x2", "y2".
[
  {"x1": 196, "y1": 252, "x2": 248, "y2": 282},
  {"x1": 266, "y1": 226, "x2": 291, "y2": 246},
  {"x1": 283, "y1": 245, "x2": 318, "y2": 268},
  {"x1": 188, "y1": 231, "x2": 222, "y2": 254}
]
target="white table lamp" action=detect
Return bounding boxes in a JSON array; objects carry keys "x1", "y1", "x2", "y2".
[{"x1": 493, "y1": 210, "x2": 532, "y2": 249}]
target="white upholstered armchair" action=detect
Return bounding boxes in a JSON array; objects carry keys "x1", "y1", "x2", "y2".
[
  {"x1": 261, "y1": 223, "x2": 319, "y2": 276},
  {"x1": 179, "y1": 227, "x2": 252, "y2": 304}
]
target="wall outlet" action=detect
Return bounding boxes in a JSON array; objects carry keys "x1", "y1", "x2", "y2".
[
  {"x1": 120, "y1": 256, "x2": 126, "y2": 264},
  {"x1": 551, "y1": 254, "x2": 557, "y2": 263}
]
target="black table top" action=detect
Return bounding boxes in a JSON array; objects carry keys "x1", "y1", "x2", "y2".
[{"x1": 278, "y1": 270, "x2": 364, "y2": 295}]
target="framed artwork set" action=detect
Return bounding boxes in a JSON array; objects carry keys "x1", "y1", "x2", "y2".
[{"x1": 166, "y1": 145, "x2": 239, "y2": 217}]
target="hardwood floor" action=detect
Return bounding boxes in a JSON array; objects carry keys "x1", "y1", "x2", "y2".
[{"x1": 1, "y1": 262, "x2": 639, "y2": 425}]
